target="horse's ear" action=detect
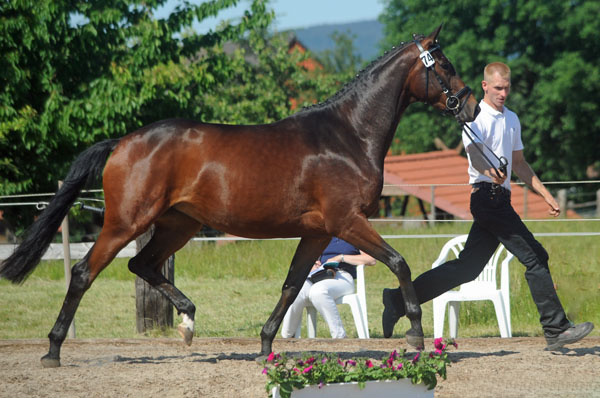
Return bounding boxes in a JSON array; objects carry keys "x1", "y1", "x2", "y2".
[{"x1": 428, "y1": 24, "x2": 443, "y2": 43}]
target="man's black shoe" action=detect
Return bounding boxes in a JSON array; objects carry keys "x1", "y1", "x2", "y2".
[
  {"x1": 382, "y1": 288, "x2": 401, "y2": 338},
  {"x1": 545, "y1": 322, "x2": 594, "y2": 351}
]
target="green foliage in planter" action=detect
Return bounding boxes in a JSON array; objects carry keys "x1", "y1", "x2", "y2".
[{"x1": 263, "y1": 338, "x2": 457, "y2": 398}]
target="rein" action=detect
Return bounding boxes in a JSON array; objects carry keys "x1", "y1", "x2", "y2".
[
  {"x1": 461, "y1": 122, "x2": 508, "y2": 179},
  {"x1": 414, "y1": 38, "x2": 507, "y2": 181}
]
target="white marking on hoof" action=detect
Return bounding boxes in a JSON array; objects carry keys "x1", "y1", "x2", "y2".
[{"x1": 178, "y1": 314, "x2": 194, "y2": 346}]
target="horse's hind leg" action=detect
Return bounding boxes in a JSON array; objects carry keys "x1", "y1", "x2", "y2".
[
  {"x1": 41, "y1": 225, "x2": 136, "y2": 368},
  {"x1": 127, "y1": 208, "x2": 202, "y2": 346},
  {"x1": 41, "y1": 257, "x2": 93, "y2": 368},
  {"x1": 259, "y1": 236, "x2": 330, "y2": 357}
]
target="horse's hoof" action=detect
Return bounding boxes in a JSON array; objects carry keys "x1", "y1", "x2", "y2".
[
  {"x1": 255, "y1": 353, "x2": 269, "y2": 363},
  {"x1": 178, "y1": 323, "x2": 193, "y2": 346},
  {"x1": 41, "y1": 355, "x2": 61, "y2": 368},
  {"x1": 405, "y1": 329, "x2": 424, "y2": 350}
]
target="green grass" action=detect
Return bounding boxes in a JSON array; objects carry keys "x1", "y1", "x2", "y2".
[{"x1": 1, "y1": 221, "x2": 598, "y2": 340}]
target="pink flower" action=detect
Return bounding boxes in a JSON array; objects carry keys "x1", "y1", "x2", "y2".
[
  {"x1": 435, "y1": 349, "x2": 443, "y2": 355},
  {"x1": 412, "y1": 352, "x2": 420, "y2": 364},
  {"x1": 396, "y1": 363, "x2": 403, "y2": 370},
  {"x1": 434, "y1": 337, "x2": 444, "y2": 350},
  {"x1": 305, "y1": 356, "x2": 316, "y2": 365},
  {"x1": 345, "y1": 359, "x2": 357, "y2": 367},
  {"x1": 262, "y1": 367, "x2": 268, "y2": 374},
  {"x1": 267, "y1": 352, "x2": 276, "y2": 362},
  {"x1": 318, "y1": 382, "x2": 324, "y2": 389},
  {"x1": 321, "y1": 358, "x2": 328, "y2": 364},
  {"x1": 303, "y1": 365, "x2": 313, "y2": 374},
  {"x1": 389, "y1": 349, "x2": 399, "y2": 360},
  {"x1": 365, "y1": 359, "x2": 373, "y2": 368},
  {"x1": 337, "y1": 358, "x2": 344, "y2": 366}
]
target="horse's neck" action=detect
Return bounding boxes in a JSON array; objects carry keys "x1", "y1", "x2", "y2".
[{"x1": 332, "y1": 51, "x2": 414, "y2": 167}]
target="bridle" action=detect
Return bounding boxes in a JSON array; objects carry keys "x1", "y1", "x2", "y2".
[
  {"x1": 413, "y1": 38, "x2": 472, "y2": 117},
  {"x1": 414, "y1": 37, "x2": 508, "y2": 183}
]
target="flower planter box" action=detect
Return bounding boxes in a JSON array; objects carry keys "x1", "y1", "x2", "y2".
[{"x1": 271, "y1": 379, "x2": 433, "y2": 398}]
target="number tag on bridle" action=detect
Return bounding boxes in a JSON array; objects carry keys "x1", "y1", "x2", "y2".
[{"x1": 419, "y1": 50, "x2": 435, "y2": 68}]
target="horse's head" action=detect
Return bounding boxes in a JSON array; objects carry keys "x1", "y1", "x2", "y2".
[{"x1": 408, "y1": 25, "x2": 480, "y2": 124}]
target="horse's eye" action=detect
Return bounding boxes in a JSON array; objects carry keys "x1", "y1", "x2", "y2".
[{"x1": 441, "y1": 63, "x2": 450, "y2": 70}]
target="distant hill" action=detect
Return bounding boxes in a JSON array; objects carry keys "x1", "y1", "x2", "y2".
[{"x1": 292, "y1": 20, "x2": 384, "y2": 63}]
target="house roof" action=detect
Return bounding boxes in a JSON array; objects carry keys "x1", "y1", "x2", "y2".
[
  {"x1": 287, "y1": 37, "x2": 323, "y2": 72},
  {"x1": 383, "y1": 150, "x2": 578, "y2": 219}
]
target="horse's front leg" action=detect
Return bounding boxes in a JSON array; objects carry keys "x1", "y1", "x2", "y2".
[
  {"x1": 259, "y1": 236, "x2": 330, "y2": 358},
  {"x1": 339, "y1": 217, "x2": 424, "y2": 348},
  {"x1": 387, "y1": 251, "x2": 424, "y2": 348}
]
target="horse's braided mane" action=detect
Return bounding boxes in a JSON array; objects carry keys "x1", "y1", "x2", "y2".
[{"x1": 297, "y1": 38, "x2": 418, "y2": 113}]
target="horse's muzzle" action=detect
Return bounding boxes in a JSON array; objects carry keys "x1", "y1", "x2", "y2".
[{"x1": 456, "y1": 97, "x2": 480, "y2": 124}]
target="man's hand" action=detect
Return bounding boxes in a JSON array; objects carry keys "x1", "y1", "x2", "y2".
[
  {"x1": 310, "y1": 261, "x2": 322, "y2": 272},
  {"x1": 545, "y1": 196, "x2": 561, "y2": 217},
  {"x1": 485, "y1": 168, "x2": 507, "y2": 185}
]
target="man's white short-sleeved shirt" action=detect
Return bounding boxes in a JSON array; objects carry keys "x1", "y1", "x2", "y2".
[{"x1": 462, "y1": 100, "x2": 524, "y2": 190}]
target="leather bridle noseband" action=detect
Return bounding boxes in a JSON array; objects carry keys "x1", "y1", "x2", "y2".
[
  {"x1": 414, "y1": 39, "x2": 472, "y2": 117},
  {"x1": 414, "y1": 38, "x2": 508, "y2": 183}
]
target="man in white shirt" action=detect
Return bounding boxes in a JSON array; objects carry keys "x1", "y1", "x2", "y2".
[{"x1": 382, "y1": 62, "x2": 594, "y2": 351}]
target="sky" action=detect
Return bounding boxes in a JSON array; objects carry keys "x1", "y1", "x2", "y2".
[{"x1": 157, "y1": 0, "x2": 386, "y2": 32}]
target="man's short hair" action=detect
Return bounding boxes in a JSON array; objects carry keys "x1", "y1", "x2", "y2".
[{"x1": 484, "y1": 62, "x2": 511, "y2": 82}]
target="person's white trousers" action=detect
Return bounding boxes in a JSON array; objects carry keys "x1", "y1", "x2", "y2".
[{"x1": 281, "y1": 270, "x2": 354, "y2": 338}]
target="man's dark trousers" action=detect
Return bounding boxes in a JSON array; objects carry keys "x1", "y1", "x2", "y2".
[{"x1": 388, "y1": 183, "x2": 570, "y2": 337}]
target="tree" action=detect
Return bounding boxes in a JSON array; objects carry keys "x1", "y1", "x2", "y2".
[
  {"x1": 199, "y1": 30, "x2": 344, "y2": 124},
  {"x1": 0, "y1": 0, "x2": 343, "y2": 232},
  {"x1": 379, "y1": 0, "x2": 600, "y2": 183},
  {"x1": 318, "y1": 30, "x2": 363, "y2": 75}
]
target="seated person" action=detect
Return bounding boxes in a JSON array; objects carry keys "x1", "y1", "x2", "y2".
[{"x1": 281, "y1": 237, "x2": 376, "y2": 338}]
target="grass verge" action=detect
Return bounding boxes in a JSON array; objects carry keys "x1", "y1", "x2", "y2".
[{"x1": 1, "y1": 222, "x2": 598, "y2": 340}]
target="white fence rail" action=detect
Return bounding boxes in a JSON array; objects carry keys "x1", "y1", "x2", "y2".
[
  {"x1": 0, "y1": 242, "x2": 137, "y2": 261},
  {"x1": 2, "y1": 232, "x2": 599, "y2": 261}
]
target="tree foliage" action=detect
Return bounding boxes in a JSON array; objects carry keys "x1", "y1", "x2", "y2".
[
  {"x1": 0, "y1": 0, "x2": 343, "y2": 231},
  {"x1": 318, "y1": 30, "x2": 363, "y2": 74},
  {"x1": 379, "y1": 0, "x2": 600, "y2": 182}
]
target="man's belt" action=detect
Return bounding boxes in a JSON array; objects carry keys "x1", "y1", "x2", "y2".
[{"x1": 472, "y1": 181, "x2": 510, "y2": 195}]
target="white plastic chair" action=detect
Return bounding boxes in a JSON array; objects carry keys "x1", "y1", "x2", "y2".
[
  {"x1": 432, "y1": 235, "x2": 514, "y2": 338},
  {"x1": 294, "y1": 264, "x2": 369, "y2": 339}
]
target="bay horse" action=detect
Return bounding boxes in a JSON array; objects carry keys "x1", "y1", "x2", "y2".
[{"x1": 1, "y1": 25, "x2": 479, "y2": 367}]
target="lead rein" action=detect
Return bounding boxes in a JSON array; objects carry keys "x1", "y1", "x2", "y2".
[{"x1": 460, "y1": 122, "x2": 508, "y2": 180}]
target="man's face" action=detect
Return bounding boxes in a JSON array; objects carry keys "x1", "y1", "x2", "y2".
[{"x1": 482, "y1": 72, "x2": 511, "y2": 112}]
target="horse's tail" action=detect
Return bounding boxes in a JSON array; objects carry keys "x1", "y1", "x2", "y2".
[{"x1": 0, "y1": 138, "x2": 120, "y2": 284}]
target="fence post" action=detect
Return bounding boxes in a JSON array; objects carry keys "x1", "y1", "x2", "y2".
[
  {"x1": 135, "y1": 225, "x2": 174, "y2": 333},
  {"x1": 429, "y1": 185, "x2": 436, "y2": 226},
  {"x1": 58, "y1": 181, "x2": 76, "y2": 338},
  {"x1": 596, "y1": 189, "x2": 600, "y2": 218},
  {"x1": 384, "y1": 196, "x2": 392, "y2": 218},
  {"x1": 557, "y1": 189, "x2": 567, "y2": 218}
]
